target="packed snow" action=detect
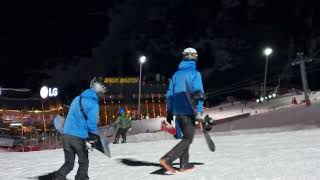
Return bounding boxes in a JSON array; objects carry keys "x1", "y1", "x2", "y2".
[
  {"x1": 0, "y1": 127, "x2": 320, "y2": 180},
  {"x1": 1, "y1": 93, "x2": 320, "y2": 180}
]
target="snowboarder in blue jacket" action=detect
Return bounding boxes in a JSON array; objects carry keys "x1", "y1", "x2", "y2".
[
  {"x1": 160, "y1": 47, "x2": 205, "y2": 173},
  {"x1": 54, "y1": 77, "x2": 107, "y2": 180}
]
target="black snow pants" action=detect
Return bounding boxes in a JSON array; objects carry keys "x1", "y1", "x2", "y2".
[
  {"x1": 115, "y1": 128, "x2": 128, "y2": 142},
  {"x1": 162, "y1": 115, "x2": 196, "y2": 167},
  {"x1": 55, "y1": 134, "x2": 89, "y2": 180}
]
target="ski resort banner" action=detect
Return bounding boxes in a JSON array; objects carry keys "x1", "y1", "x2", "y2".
[{"x1": 104, "y1": 77, "x2": 139, "y2": 84}]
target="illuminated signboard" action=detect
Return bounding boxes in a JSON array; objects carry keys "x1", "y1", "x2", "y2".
[
  {"x1": 40, "y1": 86, "x2": 58, "y2": 99},
  {"x1": 104, "y1": 77, "x2": 139, "y2": 84}
]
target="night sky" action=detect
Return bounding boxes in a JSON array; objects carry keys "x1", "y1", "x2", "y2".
[{"x1": 4, "y1": 0, "x2": 320, "y2": 100}]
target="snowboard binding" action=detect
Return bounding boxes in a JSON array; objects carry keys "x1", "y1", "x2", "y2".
[{"x1": 203, "y1": 115, "x2": 216, "y2": 131}]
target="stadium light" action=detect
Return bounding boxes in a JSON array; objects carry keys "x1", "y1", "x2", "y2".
[
  {"x1": 264, "y1": 47, "x2": 273, "y2": 56},
  {"x1": 139, "y1": 55, "x2": 146, "y2": 64},
  {"x1": 138, "y1": 55, "x2": 147, "y2": 119},
  {"x1": 262, "y1": 47, "x2": 273, "y2": 98}
]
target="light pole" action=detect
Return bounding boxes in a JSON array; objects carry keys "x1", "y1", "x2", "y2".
[
  {"x1": 40, "y1": 86, "x2": 59, "y2": 138},
  {"x1": 138, "y1": 55, "x2": 146, "y2": 119},
  {"x1": 263, "y1": 47, "x2": 273, "y2": 98},
  {"x1": 40, "y1": 86, "x2": 48, "y2": 134}
]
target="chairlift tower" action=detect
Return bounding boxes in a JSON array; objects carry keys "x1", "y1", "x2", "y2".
[{"x1": 291, "y1": 52, "x2": 312, "y2": 106}]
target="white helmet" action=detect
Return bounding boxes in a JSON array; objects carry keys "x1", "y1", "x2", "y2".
[
  {"x1": 90, "y1": 77, "x2": 107, "y2": 97},
  {"x1": 182, "y1": 47, "x2": 198, "y2": 61}
]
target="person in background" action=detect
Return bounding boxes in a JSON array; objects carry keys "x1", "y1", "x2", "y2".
[
  {"x1": 0, "y1": 113, "x2": 3, "y2": 128},
  {"x1": 54, "y1": 109, "x2": 65, "y2": 134},
  {"x1": 113, "y1": 108, "x2": 132, "y2": 144},
  {"x1": 166, "y1": 113, "x2": 183, "y2": 139}
]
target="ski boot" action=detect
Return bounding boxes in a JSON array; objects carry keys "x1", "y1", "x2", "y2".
[
  {"x1": 159, "y1": 157, "x2": 175, "y2": 173},
  {"x1": 37, "y1": 172, "x2": 55, "y2": 180},
  {"x1": 179, "y1": 163, "x2": 194, "y2": 172},
  {"x1": 113, "y1": 139, "x2": 119, "y2": 144},
  {"x1": 37, "y1": 172, "x2": 66, "y2": 180}
]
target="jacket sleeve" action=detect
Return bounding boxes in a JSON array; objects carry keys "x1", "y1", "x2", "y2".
[
  {"x1": 84, "y1": 98, "x2": 100, "y2": 135},
  {"x1": 192, "y1": 71, "x2": 204, "y2": 113},
  {"x1": 115, "y1": 117, "x2": 120, "y2": 124},
  {"x1": 114, "y1": 117, "x2": 120, "y2": 125},
  {"x1": 167, "y1": 78, "x2": 174, "y2": 113}
]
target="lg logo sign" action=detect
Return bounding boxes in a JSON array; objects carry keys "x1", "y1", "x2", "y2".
[{"x1": 40, "y1": 86, "x2": 59, "y2": 99}]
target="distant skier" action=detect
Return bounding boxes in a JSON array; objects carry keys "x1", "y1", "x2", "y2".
[
  {"x1": 113, "y1": 108, "x2": 132, "y2": 144},
  {"x1": 160, "y1": 47, "x2": 205, "y2": 173},
  {"x1": 54, "y1": 109, "x2": 65, "y2": 134},
  {"x1": 53, "y1": 77, "x2": 108, "y2": 180},
  {"x1": 0, "y1": 113, "x2": 3, "y2": 128}
]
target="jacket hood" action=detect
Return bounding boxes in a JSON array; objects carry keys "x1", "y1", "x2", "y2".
[
  {"x1": 81, "y1": 89, "x2": 98, "y2": 100},
  {"x1": 178, "y1": 60, "x2": 196, "y2": 70}
]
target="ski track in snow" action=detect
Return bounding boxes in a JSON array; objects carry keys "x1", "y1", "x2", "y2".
[{"x1": 1, "y1": 128, "x2": 320, "y2": 180}]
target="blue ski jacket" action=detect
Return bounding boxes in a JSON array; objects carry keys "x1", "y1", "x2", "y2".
[
  {"x1": 167, "y1": 60, "x2": 204, "y2": 115},
  {"x1": 63, "y1": 89, "x2": 99, "y2": 139}
]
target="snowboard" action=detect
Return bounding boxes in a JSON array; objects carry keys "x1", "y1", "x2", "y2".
[
  {"x1": 200, "y1": 116, "x2": 215, "y2": 152},
  {"x1": 87, "y1": 132, "x2": 111, "y2": 158}
]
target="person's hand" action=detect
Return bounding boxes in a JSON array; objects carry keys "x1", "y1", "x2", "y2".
[
  {"x1": 85, "y1": 141, "x2": 93, "y2": 151},
  {"x1": 86, "y1": 132, "x2": 99, "y2": 148},
  {"x1": 195, "y1": 112, "x2": 204, "y2": 122},
  {"x1": 128, "y1": 128, "x2": 132, "y2": 132}
]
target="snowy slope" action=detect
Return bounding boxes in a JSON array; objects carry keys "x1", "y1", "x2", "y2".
[
  {"x1": 1, "y1": 93, "x2": 320, "y2": 180},
  {"x1": 126, "y1": 92, "x2": 320, "y2": 135},
  {"x1": 1, "y1": 128, "x2": 320, "y2": 180},
  {"x1": 211, "y1": 102, "x2": 320, "y2": 133},
  {"x1": 206, "y1": 91, "x2": 320, "y2": 120}
]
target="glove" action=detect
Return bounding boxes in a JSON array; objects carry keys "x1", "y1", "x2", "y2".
[
  {"x1": 195, "y1": 112, "x2": 204, "y2": 122},
  {"x1": 85, "y1": 141, "x2": 93, "y2": 151},
  {"x1": 166, "y1": 112, "x2": 173, "y2": 124},
  {"x1": 86, "y1": 132, "x2": 99, "y2": 148}
]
